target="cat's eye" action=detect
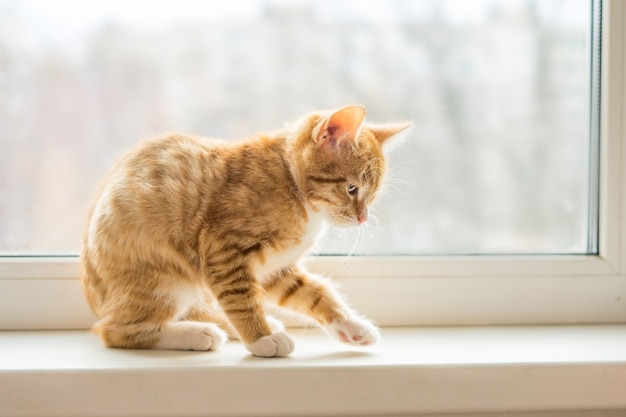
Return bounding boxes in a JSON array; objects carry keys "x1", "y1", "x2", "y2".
[{"x1": 347, "y1": 184, "x2": 358, "y2": 196}]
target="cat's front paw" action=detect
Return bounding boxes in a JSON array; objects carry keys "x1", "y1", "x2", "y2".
[
  {"x1": 245, "y1": 332, "x2": 294, "y2": 357},
  {"x1": 324, "y1": 317, "x2": 380, "y2": 346}
]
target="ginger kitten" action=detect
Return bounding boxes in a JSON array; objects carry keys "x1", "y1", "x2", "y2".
[{"x1": 80, "y1": 105, "x2": 410, "y2": 357}]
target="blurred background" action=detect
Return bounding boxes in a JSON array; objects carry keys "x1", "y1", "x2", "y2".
[{"x1": 0, "y1": 0, "x2": 593, "y2": 255}]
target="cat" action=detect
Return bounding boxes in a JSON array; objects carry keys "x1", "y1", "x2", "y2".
[{"x1": 80, "y1": 105, "x2": 410, "y2": 357}]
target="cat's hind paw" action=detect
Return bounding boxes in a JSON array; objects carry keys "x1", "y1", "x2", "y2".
[
  {"x1": 324, "y1": 317, "x2": 380, "y2": 347},
  {"x1": 245, "y1": 332, "x2": 294, "y2": 357},
  {"x1": 155, "y1": 321, "x2": 228, "y2": 351}
]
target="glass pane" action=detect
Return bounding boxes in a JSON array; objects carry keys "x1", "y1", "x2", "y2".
[{"x1": 0, "y1": 0, "x2": 595, "y2": 255}]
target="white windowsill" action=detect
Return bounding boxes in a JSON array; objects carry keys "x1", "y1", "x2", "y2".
[{"x1": 2, "y1": 326, "x2": 626, "y2": 417}]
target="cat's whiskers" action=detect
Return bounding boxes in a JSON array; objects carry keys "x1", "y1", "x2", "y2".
[
  {"x1": 380, "y1": 169, "x2": 414, "y2": 196},
  {"x1": 340, "y1": 232, "x2": 361, "y2": 267},
  {"x1": 367, "y1": 209, "x2": 381, "y2": 230},
  {"x1": 348, "y1": 219, "x2": 374, "y2": 259},
  {"x1": 381, "y1": 178, "x2": 409, "y2": 195},
  {"x1": 391, "y1": 159, "x2": 420, "y2": 170},
  {"x1": 348, "y1": 228, "x2": 363, "y2": 258},
  {"x1": 382, "y1": 159, "x2": 420, "y2": 194}
]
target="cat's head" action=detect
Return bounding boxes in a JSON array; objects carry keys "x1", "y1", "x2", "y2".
[{"x1": 292, "y1": 105, "x2": 410, "y2": 227}]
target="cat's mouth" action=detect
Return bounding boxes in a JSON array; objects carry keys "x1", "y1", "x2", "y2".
[{"x1": 329, "y1": 212, "x2": 364, "y2": 228}]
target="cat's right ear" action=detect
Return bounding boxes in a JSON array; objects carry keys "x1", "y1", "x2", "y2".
[{"x1": 313, "y1": 105, "x2": 367, "y2": 153}]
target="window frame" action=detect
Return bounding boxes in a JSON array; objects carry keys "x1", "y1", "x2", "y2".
[{"x1": 0, "y1": 0, "x2": 624, "y2": 330}]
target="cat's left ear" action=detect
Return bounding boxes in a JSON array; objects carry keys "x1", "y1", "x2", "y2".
[
  {"x1": 366, "y1": 122, "x2": 413, "y2": 146},
  {"x1": 314, "y1": 105, "x2": 367, "y2": 152}
]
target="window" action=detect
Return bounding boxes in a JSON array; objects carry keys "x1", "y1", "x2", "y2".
[
  {"x1": 0, "y1": 0, "x2": 597, "y2": 255},
  {"x1": 1, "y1": 0, "x2": 625, "y2": 330}
]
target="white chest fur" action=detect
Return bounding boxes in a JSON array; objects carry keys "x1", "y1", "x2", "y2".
[{"x1": 252, "y1": 211, "x2": 327, "y2": 282}]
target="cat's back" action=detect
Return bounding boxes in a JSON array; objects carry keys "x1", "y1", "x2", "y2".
[
  {"x1": 83, "y1": 132, "x2": 304, "y2": 255},
  {"x1": 83, "y1": 134, "x2": 227, "y2": 254},
  {"x1": 111, "y1": 133, "x2": 227, "y2": 194}
]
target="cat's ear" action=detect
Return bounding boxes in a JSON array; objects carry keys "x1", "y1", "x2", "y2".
[
  {"x1": 314, "y1": 105, "x2": 367, "y2": 152},
  {"x1": 366, "y1": 122, "x2": 413, "y2": 146}
]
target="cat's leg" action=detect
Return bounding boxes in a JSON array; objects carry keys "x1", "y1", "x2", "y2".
[
  {"x1": 184, "y1": 289, "x2": 239, "y2": 339},
  {"x1": 263, "y1": 267, "x2": 380, "y2": 346},
  {"x1": 92, "y1": 277, "x2": 228, "y2": 351},
  {"x1": 210, "y1": 269, "x2": 294, "y2": 357},
  {"x1": 183, "y1": 306, "x2": 238, "y2": 340},
  {"x1": 94, "y1": 317, "x2": 227, "y2": 351},
  {"x1": 186, "y1": 307, "x2": 285, "y2": 341},
  {"x1": 185, "y1": 288, "x2": 286, "y2": 340}
]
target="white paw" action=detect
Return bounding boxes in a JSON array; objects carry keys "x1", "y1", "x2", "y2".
[
  {"x1": 245, "y1": 332, "x2": 294, "y2": 357},
  {"x1": 156, "y1": 321, "x2": 227, "y2": 351},
  {"x1": 324, "y1": 317, "x2": 380, "y2": 346}
]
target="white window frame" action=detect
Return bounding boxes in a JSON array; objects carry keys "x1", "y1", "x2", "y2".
[{"x1": 1, "y1": 0, "x2": 625, "y2": 330}]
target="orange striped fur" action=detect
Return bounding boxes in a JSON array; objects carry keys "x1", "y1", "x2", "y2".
[{"x1": 80, "y1": 105, "x2": 410, "y2": 357}]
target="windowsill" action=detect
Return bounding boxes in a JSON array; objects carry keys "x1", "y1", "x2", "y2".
[{"x1": 2, "y1": 325, "x2": 626, "y2": 417}]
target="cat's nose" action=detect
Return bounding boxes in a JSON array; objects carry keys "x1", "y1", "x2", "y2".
[{"x1": 357, "y1": 208, "x2": 368, "y2": 225}]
